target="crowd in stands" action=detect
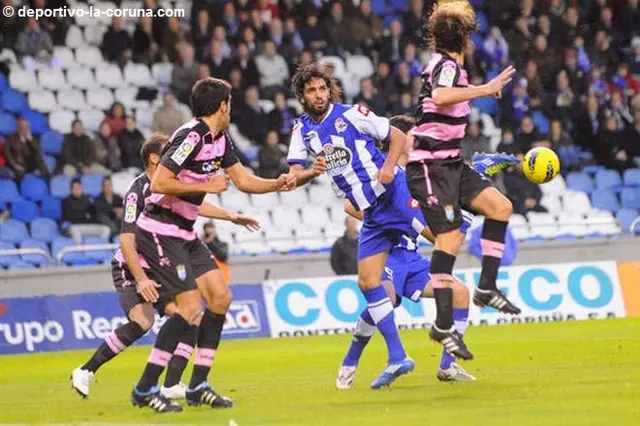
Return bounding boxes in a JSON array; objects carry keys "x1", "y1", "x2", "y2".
[{"x1": 2, "y1": 0, "x2": 640, "y2": 268}]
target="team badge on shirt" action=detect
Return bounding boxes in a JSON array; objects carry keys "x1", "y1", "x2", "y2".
[
  {"x1": 124, "y1": 193, "x2": 138, "y2": 223},
  {"x1": 438, "y1": 62, "x2": 457, "y2": 87},
  {"x1": 176, "y1": 264, "x2": 187, "y2": 281},
  {"x1": 444, "y1": 204, "x2": 455, "y2": 222},
  {"x1": 334, "y1": 117, "x2": 347, "y2": 133},
  {"x1": 408, "y1": 198, "x2": 420, "y2": 210},
  {"x1": 323, "y1": 144, "x2": 352, "y2": 177}
]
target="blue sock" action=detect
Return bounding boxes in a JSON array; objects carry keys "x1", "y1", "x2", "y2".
[
  {"x1": 440, "y1": 307, "x2": 469, "y2": 370},
  {"x1": 342, "y1": 310, "x2": 376, "y2": 367},
  {"x1": 363, "y1": 286, "x2": 407, "y2": 364}
]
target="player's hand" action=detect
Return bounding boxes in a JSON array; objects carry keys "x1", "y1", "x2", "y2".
[
  {"x1": 231, "y1": 213, "x2": 261, "y2": 231},
  {"x1": 137, "y1": 279, "x2": 161, "y2": 303},
  {"x1": 376, "y1": 165, "x2": 395, "y2": 184},
  {"x1": 276, "y1": 173, "x2": 297, "y2": 191},
  {"x1": 313, "y1": 156, "x2": 328, "y2": 176},
  {"x1": 484, "y1": 65, "x2": 516, "y2": 97},
  {"x1": 208, "y1": 174, "x2": 230, "y2": 194}
]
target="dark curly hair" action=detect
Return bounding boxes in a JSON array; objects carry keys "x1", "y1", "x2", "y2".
[
  {"x1": 190, "y1": 77, "x2": 231, "y2": 118},
  {"x1": 291, "y1": 62, "x2": 342, "y2": 102},
  {"x1": 425, "y1": 1, "x2": 476, "y2": 55}
]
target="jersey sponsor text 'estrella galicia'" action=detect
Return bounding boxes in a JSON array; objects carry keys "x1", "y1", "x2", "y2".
[{"x1": 287, "y1": 103, "x2": 391, "y2": 211}]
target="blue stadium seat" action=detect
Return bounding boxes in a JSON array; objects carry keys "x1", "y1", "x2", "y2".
[
  {"x1": 30, "y1": 217, "x2": 60, "y2": 243},
  {"x1": 471, "y1": 33, "x2": 484, "y2": 51},
  {"x1": 20, "y1": 238, "x2": 50, "y2": 267},
  {"x1": 41, "y1": 130, "x2": 64, "y2": 156},
  {"x1": 52, "y1": 236, "x2": 96, "y2": 265},
  {"x1": 591, "y1": 189, "x2": 620, "y2": 213},
  {"x1": 0, "y1": 179, "x2": 22, "y2": 203},
  {"x1": 10, "y1": 259, "x2": 37, "y2": 269},
  {"x1": 623, "y1": 168, "x2": 640, "y2": 187},
  {"x1": 50, "y1": 175, "x2": 72, "y2": 198},
  {"x1": 0, "y1": 201, "x2": 6, "y2": 210},
  {"x1": 595, "y1": 169, "x2": 622, "y2": 190},
  {"x1": 20, "y1": 174, "x2": 49, "y2": 202},
  {"x1": 43, "y1": 155, "x2": 57, "y2": 174},
  {"x1": 582, "y1": 165, "x2": 605, "y2": 175},
  {"x1": 565, "y1": 172, "x2": 594, "y2": 194},
  {"x1": 0, "y1": 219, "x2": 29, "y2": 244},
  {"x1": 0, "y1": 72, "x2": 7, "y2": 91},
  {"x1": 20, "y1": 109, "x2": 49, "y2": 135},
  {"x1": 40, "y1": 196, "x2": 62, "y2": 220},
  {"x1": 0, "y1": 88, "x2": 28, "y2": 115},
  {"x1": 81, "y1": 174, "x2": 104, "y2": 197},
  {"x1": 390, "y1": 0, "x2": 409, "y2": 11},
  {"x1": 472, "y1": 96, "x2": 498, "y2": 115},
  {"x1": 0, "y1": 241, "x2": 19, "y2": 268},
  {"x1": 532, "y1": 111, "x2": 549, "y2": 135},
  {"x1": 0, "y1": 112, "x2": 18, "y2": 136},
  {"x1": 616, "y1": 208, "x2": 638, "y2": 233},
  {"x1": 0, "y1": 167, "x2": 14, "y2": 179},
  {"x1": 557, "y1": 145, "x2": 581, "y2": 169},
  {"x1": 83, "y1": 236, "x2": 114, "y2": 263},
  {"x1": 476, "y1": 11, "x2": 489, "y2": 34},
  {"x1": 11, "y1": 199, "x2": 40, "y2": 223},
  {"x1": 371, "y1": 0, "x2": 388, "y2": 16},
  {"x1": 621, "y1": 187, "x2": 640, "y2": 210}
]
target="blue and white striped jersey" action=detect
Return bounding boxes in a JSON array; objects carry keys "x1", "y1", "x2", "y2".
[{"x1": 287, "y1": 103, "x2": 391, "y2": 211}]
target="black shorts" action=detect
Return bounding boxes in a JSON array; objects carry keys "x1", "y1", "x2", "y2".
[
  {"x1": 111, "y1": 259, "x2": 171, "y2": 316},
  {"x1": 405, "y1": 158, "x2": 492, "y2": 235},
  {"x1": 134, "y1": 228, "x2": 218, "y2": 298}
]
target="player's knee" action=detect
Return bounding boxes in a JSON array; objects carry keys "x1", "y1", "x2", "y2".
[
  {"x1": 357, "y1": 275, "x2": 378, "y2": 291},
  {"x1": 176, "y1": 293, "x2": 203, "y2": 325},
  {"x1": 131, "y1": 311, "x2": 154, "y2": 332},
  {"x1": 381, "y1": 280, "x2": 397, "y2": 306},
  {"x1": 452, "y1": 281, "x2": 470, "y2": 308},
  {"x1": 207, "y1": 286, "x2": 232, "y2": 312},
  {"x1": 435, "y1": 231, "x2": 462, "y2": 255},
  {"x1": 494, "y1": 197, "x2": 513, "y2": 220},
  {"x1": 163, "y1": 301, "x2": 179, "y2": 317}
]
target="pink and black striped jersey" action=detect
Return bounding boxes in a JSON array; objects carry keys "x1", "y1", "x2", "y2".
[
  {"x1": 137, "y1": 119, "x2": 239, "y2": 241},
  {"x1": 409, "y1": 53, "x2": 470, "y2": 162}
]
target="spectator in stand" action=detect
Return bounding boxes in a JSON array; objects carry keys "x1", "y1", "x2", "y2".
[
  {"x1": 132, "y1": 15, "x2": 160, "y2": 65},
  {"x1": 258, "y1": 130, "x2": 287, "y2": 179},
  {"x1": 524, "y1": 59, "x2": 542, "y2": 97},
  {"x1": 396, "y1": 61, "x2": 412, "y2": 94},
  {"x1": 588, "y1": 66, "x2": 610, "y2": 101},
  {"x1": 242, "y1": 25, "x2": 259, "y2": 55},
  {"x1": 610, "y1": 90, "x2": 634, "y2": 129},
  {"x1": 94, "y1": 176, "x2": 123, "y2": 238},
  {"x1": 504, "y1": 154, "x2": 548, "y2": 215},
  {"x1": 630, "y1": 37, "x2": 640, "y2": 76},
  {"x1": 15, "y1": 17, "x2": 58, "y2": 72},
  {"x1": 198, "y1": 63, "x2": 211, "y2": 80},
  {"x1": 591, "y1": 31, "x2": 619, "y2": 71},
  {"x1": 403, "y1": 0, "x2": 424, "y2": 44},
  {"x1": 0, "y1": 0, "x2": 22, "y2": 48},
  {"x1": 462, "y1": 121, "x2": 491, "y2": 161},
  {"x1": 208, "y1": 40, "x2": 231, "y2": 80},
  {"x1": 574, "y1": 36, "x2": 592, "y2": 75},
  {"x1": 255, "y1": 40, "x2": 290, "y2": 96},
  {"x1": 549, "y1": 119, "x2": 575, "y2": 149},
  {"x1": 170, "y1": 43, "x2": 199, "y2": 105},
  {"x1": 268, "y1": 92, "x2": 296, "y2": 143},
  {"x1": 595, "y1": 114, "x2": 635, "y2": 172},
  {"x1": 561, "y1": 48, "x2": 587, "y2": 96},
  {"x1": 324, "y1": 2, "x2": 356, "y2": 55},
  {"x1": 31, "y1": 0, "x2": 69, "y2": 46},
  {"x1": 623, "y1": 107, "x2": 640, "y2": 160},
  {"x1": 119, "y1": 116, "x2": 145, "y2": 170},
  {"x1": 464, "y1": 38, "x2": 487, "y2": 80},
  {"x1": 484, "y1": 26, "x2": 510, "y2": 70},
  {"x1": 142, "y1": 0, "x2": 167, "y2": 46},
  {"x1": 63, "y1": 178, "x2": 111, "y2": 244},
  {"x1": 354, "y1": 77, "x2": 386, "y2": 115},
  {"x1": 94, "y1": 122, "x2": 123, "y2": 173},
  {"x1": 351, "y1": 0, "x2": 383, "y2": 55},
  {"x1": 229, "y1": 68, "x2": 246, "y2": 106},
  {"x1": 101, "y1": 17, "x2": 131, "y2": 64},
  {"x1": 372, "y1": 62, "x2": 398, "y2": 103},
  {"x1": 202, "y1": 222, "x2": 231, "y2": 284},
  {"x1": 396, "y1": 43, "x2": 422, "y2": 77},
  {"x1": 222, "y1": 2, "x2": 240, "y2": 38},
  {"x1": 61, "y1": 120, "x2": 107, "y2": 176},
  {"x1": 300, "y1": 13, "x2": 328, "y2": 54},
  {"x1": 611, "y1": 63, "x2": 640, "y2": 97},
  {"x1": 554, "y1": 70, "x2": 577, "y2": 119},
  {"x1": 152, "y1": 92, "x2": 185, "y2": 136},
  {"x1": 256, "y1": 0, "x2": 280, "y2": 23},
  {"x1": 232, "y1": 86, "x2": 267, "y2": 144},
  {"x1": 283, "y1": 18, "x2": 305, "y2": 55},
  {"x1": 231, "y1": 43, "x2": 260, "y2": 88},
  {"x1": 3, "y1": 118, "x2": 49, "y2": 179},
  {"x1": 379, "y1": 19, "x2": 408, "y2": 66},
  {"x1": 497, "y1": 128, "x2": 519, "y2": 155},
  {"x1": 619, "y1": 0, "x2": 640, "y2": 44},
  {"x1": 574, "y1": 95, "x2": 602, "y2": 151},
  {"x1": 516, "y1": 116, "x2": 540, "y2": 153},
  {"x1": 391, "y1": 92, "x2": 414, "y2": 116},
  {"x1": 530, "y1": 35, "x2": 559, "y2": 89},
  {"x1": 507, "y1": 78, "x2": 531, "y2": 125},
  {"x1": 192, "y1": 9, "x2": 212, "y2": 62},
  {"x1": 212, "y1": 25, "x2": 232, "y2": 59},
  {"x1": 537, "y1": 14, "x2": 555, "y2": 45},
  {"x1": 163, "y1": 16, "x2": 187, "y2": 63},
  {"x1": 507, "y1": 16, "x2": 533, "y2": 68},
  {"x1": 330, "y1": 216, "x2": 359, "y2": 276},
  {"x1": 103, "y1": 102, "x2": 126, "y2": 138}
]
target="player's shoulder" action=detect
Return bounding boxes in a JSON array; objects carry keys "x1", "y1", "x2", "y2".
[
  {"x1": 168, "y1": 119, "x2": 208, "y2": 146},
  {"x1": 124, "y1": 173, "x2": 148, "y2": 195}
]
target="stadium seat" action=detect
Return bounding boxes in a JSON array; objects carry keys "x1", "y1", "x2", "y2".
[
  {"x1": 308, "y1": 184, "x2": 339, "y2": 206},
  {"x1": 111, "y1": 170, "x2": 136, "y2": 196},
  {"x1": 526, "y1": 212, "x2": 556, "y2": 225},
  {"x1": 0, "y1": 241, "x2": 19, "y2": 268},
  {"x1": 532, "y1": 111, "x2": 549, "y2": 135},
  {"x1": 43, "y1": 155, "x2": 57, "y2": 174},
  {"x1": 11, "y1": 199, "x2": 40, "y2": 223},
  {"x1": 0, "y1": 219, "x2": 29, "y2": 244},
  {"x1": 40, "y1": 130, "x2": 64, "y2": 155},
  {"x1": 75, "y1": 46, "x2": 104, "y2": 68},
  {"x1": 591, "y1": 189, "x2": 620, "y2": 213},
  {"x1": 64, "y1": 24, "x2": 84, "y2": 48},
  {"x1": 476, "y1": 12, "x2": 489, "y2": 34},
  {"x1": 81, "y1": 174, "x2": 104, "y2": 197},
  {"x1": 124, "y1": 63, "x2": 154, "y2": 87},
  {"x1": 67, "y1": 68, "x2": 97, "y2": 90},
  {"x1": 472, "y1": 97, "x2": 498, "y2": 116},
  {"x1": 540, "y1": 195, "x2": 562, "y2": 214},
  {"x1": 20, "y1": 238, "x2": 51, "y2": 267},
  {"x1": 52, "y1": 236, "x2": 88, "y2": 265},
  {"x1": 8, "y1": 69, "x2": 38, "y2": 93},
  {"x1": 1, "y1": 88, "x2": 29, "y2": 114},
  {"x1": 270, "y1": 206, "x2": 302, "y2": 229},
  {"x1": 86, "y1": 87, "x2": 116, "y2": 110},
  {"x1": 48, "y1": 110, "x2": 76, "y2": 134},
  {"x1": 562, "y1": 190, "x2": 593, "y2": 215},
  {"x1": 264, "y1": 228, "x2": 296, "y2": 252},
  {"x1": 30, "y1": 217, "x2": 61, "y2": 243},
  {"x1": 38, "y1": 68, "x2": 68, "y2": 92},
  {"x1": 320, "y1": 56, "x2": 347, "y2": 80},
  {"x1": 9, "y1": 259, "x2": 36, "y2": 269},
  {"x1": 50, "y1": 175, "x2": 72, "y2": 198},
  {"x1": 151, "y1": 62, "x2": 174, "y2": 86},
  {"x1": 41, "y1": 196, "x2": 62, "y2": 220},
  {"x1": 0, "y1": 72, "x2": 6, "y2": 91},
  {"x1": 345, "y1": 55, "x2": 375, "y2": 80},
  {"x1": 53, "y1": 46, "x2": 75, "y2": 69},
  {"x1": 220, "y1": 191, "x2": 251, "y2": 211},
  {"x1": 258, "y1": 99, "x2": 275, "y2": 114},
  {"x1": 391, "y1": 0, "x2": 409, "y2": 10},
  {"x1": 57, "y1": 89, "x2": 88, "y2": 112},
  {"x1": 566, "y1": 172, "x2": 594, "y2": 194},
  {"x1": 0, "y1": 112, "x2": 18, "y2": 136},
  {"x1": 20, "y1": 175, "x2": 49, "y2": 202},
  {"x1": 295, "y1": 225, "x2": 325, "y2": 249},
  {"x1": 135, "y1": 107, "x2": 154, "y2": 129},
  {"x1": 595, "y1": 169, "x2": 622, "y2": 190},
  {"x1": 83, "y1": 236, "x2": 114, "y2": 263},
  {"x1": 115, "y1": 86, "x2": 139, "y2": 108},
  {"x1": 78, "y1": 108, "x2": 106, "y2": 133},
  {"x1": 509, "y1": 214, "x2": 527, "y2": 227},
  {"x1": 235, "y1": 241, "x2": 270, "y2": 255},
  {"x1": 301, "y1": 205, "x2": 332, "y2": 226},
  {"x1": 280, "y1": 189, "x2": 309, "y2": 206},
  {"x1": 371, "y1": 0, "x2": 388, "y2": 15},
  {"x1": 0, "y1": 179, "x2": 21, "y2": 203},
  {"x1": 83, "y1": 24, "x2": 108, "y2": 46},
  {"x1": 621, "y1": 187, "x2": 640, "y2": 209},
  {"x1": 616, "y1": 208, "x2": 638, "y2": 232},
  {"x1": 28, "y1": 90, "x2": 57, "y2": 113},
  {"x1": 96, "y1": 64, "x2": 125, "y2": 89},
  {"x1": 623, "y1": 168, "x2": 640, "y2": 187},
  {"x1": 251, "y1": 192, "x2": 280, "y2": 209},
  {"x1": 556, "y1": 224, "x2": 590, "y2": 238},
  {"x1": 582, "y1": 165, "x2": 605, "y2": 175},
  {"x1": 19, "y1": 111, "x2": 47, "y2": 137}
]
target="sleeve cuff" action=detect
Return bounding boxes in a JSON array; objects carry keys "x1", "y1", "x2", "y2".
[{"x1": 287, "y1": 159, "x2": 307, "y2": 166}]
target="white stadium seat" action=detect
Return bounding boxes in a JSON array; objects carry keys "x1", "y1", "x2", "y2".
[
  {"x1": 38, "y1": 69, "x2": 68, "y2": 91},
  {"x1": 324, "y1": 225, "x2": 344, "y2": 240},
  {"x1": 96, "y1": 64, "x2": 125, "y2": 89},
  {"x1": 49, "y1": 110, "x2": 76, "y2": 134},
  {"x1": 270, "y1": 206, "x2": 302, "y2": 229},
  {"x1": 115, "y1": 86, "x2": 139, "y2": 108},
  {"x1": 279, "y1": 189, "x2": 308, "y2": 206},
  {"x1": 93, "y1": 3, "x2": 117, "y2": 25},
  {"x1": 86, "y1": 88, "x2": 115, "y2": 110},
  {"x1": 53, "y1": 47, "x2": 76, "y2": 70},
  {"x1": 67, "y1": 68, "x2": 97, "y2": 90},
  {"x1": 83, "y1": 24, "x2": 107, "y2": 46},
  {"x1": 64, "y1": 25, "x2": 85, "y2": 49},
  {"x1": 152, "y1": 62, "x2": 174, "y2": 86},
  {"x1": 9, "y1": 69, "x2": 38, "y2": 93},
  {"x1": 319, "y1": 55, "x2": 347, "y2": 80},
  {"x1": 510, "y1": 225, "x2": 531, "y2": 241},
  {"x1": 233, "y1": 227, "x2": 264, "y2": 244},
  {"x1": 78, "y1": 108, "x2": 106, "y2": 132},
  {"x1": 557, "y1": 224, "x2": 591, "y2": 238},
  {"x1": 509, "y1": 214, "x2": 528, "y2": 227},
  {"x1": 220, "y1": 191, "x2": 251, "y2": 212},
  {"x1": 242, "y1": 208, "x2": 273, "y2": 229},
  {"x1": 57, "y1": 90, "x2": 88, "y2": 112},
  {"x1": 135, "y1": 107, "x2": 154, "y2": 129},
  {"x1": 308, "y1": 184, "x2": 339, "y2": 206},
  {"x1": 75, "y1": 46, "x2": 104, "y2": 68},
  {"x1": 526, "y1": 212, "x2": 556, "y2": 226},
  {"x1": 0, "y1": 48, "x2": 18, "y2": 65},
  {"x1": 264, "y1": 228, "x2": 296, "y2": 252},
  {"x1": 540, "y1": 195, "x2": 563, "y2": 215},
  {"x1": 236, "y1": 241, "x2": 270, "y2": 255},
  {"x1": 74, "y1": 3, "x2": 95, "y2": 27},
  {"x1": 345, "y1": 55, "x2": 375, "y2": 80},
  {"x1": 295, "y1": 225, "x2": 324, "y2": 241},
  {"x1": 251, "y1": 192, "x2": 281, "y2": 209},
  {"x1": 28, "y1": 90, "x2": 57, "y2": 113},
  {"x1": 111, "y1": 171, "x2": 136, "y2": 197},
  {"x1": 124, "y1": 63, "x2": 154, "y2": 87},
  {"x1": 562, "y1": 190, "x2": 593, "y2": 216},
  {"x1": 300, "y1": 205, "x2": 332, "y2": 225},
  {"x1": 528, "y1": 224, "x2": 559, "y2": 240},
  {"x1": 540, "y1": 174, "x2": 567, "y2": 198},
  {"x1": 287, "y1": 98, "x2": 303, "y2": 115},
  {"x1": 258, "y1": 99, "x2": 275, "y2": 114}
]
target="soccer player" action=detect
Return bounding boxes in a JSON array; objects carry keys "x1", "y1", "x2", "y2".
[
  {"x1": 404, "y1": 1, "x2": 520, "y2": 358},
  {"x1": 130, "y1": 77, "x2": 296, "y2": 412},
  {"x1": 70, "y1": 134, "x2": 260, "y2": 399}
]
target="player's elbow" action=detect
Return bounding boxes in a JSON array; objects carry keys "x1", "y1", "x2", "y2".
[
  {"x1": 431, "y1": 93, "x2": 445, "y2": 106},
  {"x1": 150, "y1": 176, "x2": 168, "y2": 194}
]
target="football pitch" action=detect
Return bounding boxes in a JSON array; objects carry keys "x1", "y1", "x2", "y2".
[{"x1": 1, "y1": 319, "x2": 639, "y2": 426}]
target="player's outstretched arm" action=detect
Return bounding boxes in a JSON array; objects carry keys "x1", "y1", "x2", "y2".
[
  {"x1": 225, "y1": 162, "x2": 296, "y2": 194},
  {"x1": 120, "y1": 232, "x2": 160, "y2": 303},
  {"x1": 151, "y1": 164, "x2": 230, "y2": 195},
  {"x1": 432, "y1": 66, "x2": 516, "y2": 106},
  {"x1": 289, "y1": 156, "x2": 327, "y2": 187},
  {"x1": 199, "y1": 201, "x2": 261, "y2": 231}
]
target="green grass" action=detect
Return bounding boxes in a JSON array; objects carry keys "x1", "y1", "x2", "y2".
[{"x1": 1, "y1": 319, "x2": 640, "y2": 426}]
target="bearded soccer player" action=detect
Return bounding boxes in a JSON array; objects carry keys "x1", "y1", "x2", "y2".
[{"x1": 130, "y1": 77, "x2": 296, "y2": 412}]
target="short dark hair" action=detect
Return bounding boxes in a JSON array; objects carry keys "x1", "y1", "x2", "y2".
[
  {"x1": 141, "y1": 133, "x2": 169, "y2": 167},
  {"x1": 191, "y1": 77, "x2": 232, "y2": 118},
  {"x1": 390, "y1": 114, "x2": 415, "y2": 134},
  {"x1": 291, "y1": 62, "x2": 342, "y2": 102},
  {"x1": 71, "y1": 178, "x2": 81, "y2": 188}
]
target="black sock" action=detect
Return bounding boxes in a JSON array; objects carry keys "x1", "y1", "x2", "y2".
[
  {"x1": 83, "y1": 322, "x2": 146, "y2": 373},
  {"x1": 189, "y1": 310, "x2": 225, "y2": 389},
  {"x1": 430, "y1": 250, "x2": 456, "y2": 329},
  {"x1": 478, "y1": 219, "x2": 508, "y2": 290},
  {"x1": 137, "y1": 314, "x2": 190, "y2": 392},
  {"x1": 164, "y1": 325, "x2": 198, "y2": 388}
]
